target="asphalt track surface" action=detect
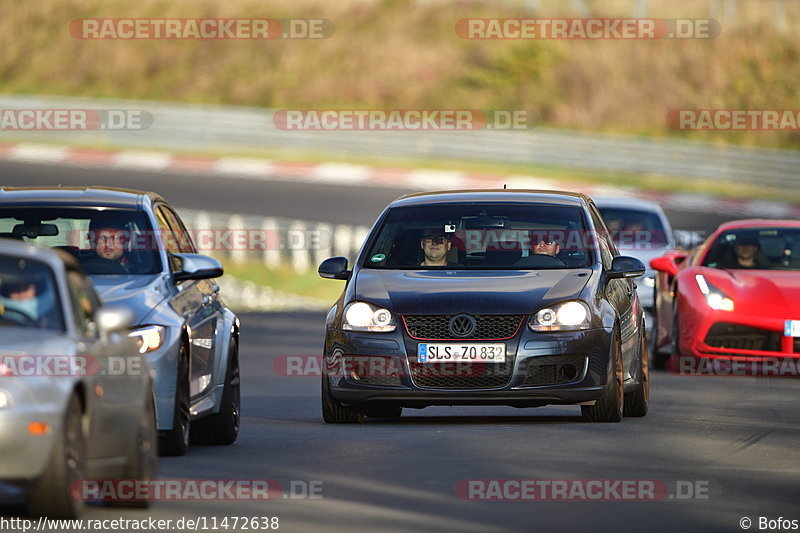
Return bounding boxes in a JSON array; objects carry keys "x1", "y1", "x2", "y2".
[{"x1": 1, "y1": 161, "x2": 799, "y2": 532}]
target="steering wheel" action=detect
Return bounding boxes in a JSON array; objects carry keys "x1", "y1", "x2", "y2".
[{"x1": 0, "y1": 307, "x2": 37, "y2": 327}]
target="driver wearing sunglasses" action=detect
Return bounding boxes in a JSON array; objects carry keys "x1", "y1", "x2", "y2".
[{"x1": 420, "y1": 228, "x2": 455, "y2": 267}]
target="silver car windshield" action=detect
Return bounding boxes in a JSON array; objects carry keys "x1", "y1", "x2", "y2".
[
  {"x1": 0, "y1": 208, "x2": 162, "y2": 275},
  {"x1": 0, "y1": 255, "x2": 64, "y2": 331}
]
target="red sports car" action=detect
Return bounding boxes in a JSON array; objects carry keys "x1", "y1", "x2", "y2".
[{"x1": 650, "y1": 219, "x2": 800, "y2": 368}]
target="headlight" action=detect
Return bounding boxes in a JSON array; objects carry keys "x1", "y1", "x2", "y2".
[
  {"x1": 529, "y1": 301, "x2": 591, "y2": 332},
  {"x1": 343, "y1": 302, "x2": 396, "y2": 332},
  {"x1": 0, "y1": 389, "x2": 11, "y2": 409},
  {"x1": 642, "y1": 275, "x2": 656, "y2": 288},
  {"x1": 695, "y1": 274, "x2": 734, "y2": 311},
  {"x1": 128, "y1": 325, "x2": 166, "y2": 353}
]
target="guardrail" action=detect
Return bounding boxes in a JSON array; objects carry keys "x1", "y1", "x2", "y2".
[
  {"x1": 2, "y1": 95, "x2": 799, "y2": 189},
  {"x1": 178, "y1": 208, "x2": 370, "y2": 272}
]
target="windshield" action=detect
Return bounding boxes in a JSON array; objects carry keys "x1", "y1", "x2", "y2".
[
  {"x1": 364, "y1": 203, "x2": 594, "y2": 270},
  {"x1": 0, "y1": 255, "x2": 64, "y2": 331},
  {"x1": 596, "y1": 207, "x2": 669, "y2": 248},
  {"x1": 702, "y1": 228, "x2": 800, "y2": 270},
  {"x1": 0, "y1": 207, "x2": 161, "y2": 275}
]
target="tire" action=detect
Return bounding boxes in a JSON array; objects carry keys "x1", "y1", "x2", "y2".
[
  {"x1": 108, "y1": 390, "x2": 158, "y2": 508},
  {"x1": 159, "y1": 345, "x2": 191, "y2": 456},
  {"x1": 650, "y1": 308, "x2": 668, "y2": 369},
  {"x1": 321, "y1": 373, "x2": 363, "y2": 424},
  {"x1": 582, "y1": 329, "x2": 623, "y2": 423},
  {"x1": 363, "y1": 405, "x2": 402, "y2": 419},
  {"x1": 672, "y1": 303, "x2": 682, "y2": 357},
  {"x1": 191, "y1": 340, "x2": 240, "y2": 445},
  {"x1": 624, "y1": 328, "x2": 649, "y2": 417},
  {"x1": 27, "y1": 393, "x2": 85, "y2": 518}
]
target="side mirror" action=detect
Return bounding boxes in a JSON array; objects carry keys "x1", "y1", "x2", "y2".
[
  {"x1": 650, "y1": 255, "x2": 680, "y2": 277},
  {"x1": 607, "y1": 256, "x2": 646, "y2": 279},
  {"x1": 318, "y1": 257, "x2": 350, "y2": 280},
  {"x1": 172, "y1": 253, "x2": 224, "y2": 282},
  {"x1": 95, "y1": 306, "x2": 134, "y2": 336}
]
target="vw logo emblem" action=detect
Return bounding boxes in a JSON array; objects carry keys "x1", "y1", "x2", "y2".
[{"x1": 449, "y1": 314, "x2": 477, "y2": 338}]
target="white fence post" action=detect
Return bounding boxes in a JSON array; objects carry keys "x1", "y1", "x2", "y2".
[
  {"x1": 262, "y1": 217, "x2": 281, "y2": 269},
  {"x1": 228, "y1": 214, "x2": 246, "y2": 264},
  {"x1": 289, "y1": 220, "x2": 310, "y2": 272}
]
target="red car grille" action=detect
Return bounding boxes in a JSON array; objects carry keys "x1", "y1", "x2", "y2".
[{"x1": 704, "y1": 323, "x2": 781, "y2": 352}]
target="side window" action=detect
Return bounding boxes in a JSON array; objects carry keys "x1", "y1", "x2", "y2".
[
  {"x1": 155, "y1": 206, "x2": 182, "y2": 272},
  {"x1": 66, "y1": 270, "x2": 99, "y2": 337},
  {"x1": 160, "y1": 206, "x2": 196, "y2": 254},
  {"x1": 589, "y1": 206, "x2": 615, "y2": 269}
]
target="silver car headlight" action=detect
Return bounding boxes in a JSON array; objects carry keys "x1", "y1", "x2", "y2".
[
  {"x1": 343, "y1": 302, "x2": 396, "y2": 332},
  {"x1": 642, "y1": 274, "x2": 656, "y2": 288},
  {"x1": 695, "y1": 274, "x2": 734, "y2": 311},
  {"x1": 128, "y1": 325, "x2": 166, "y2": 353},
  {"x1": 0, "y1": 389, "x2": 12, "y2": 409},
  {"x1": 529, "y1": 301, "x2": 592, "y2": 332}
]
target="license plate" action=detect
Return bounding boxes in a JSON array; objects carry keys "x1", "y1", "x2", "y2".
[
  {"x1": 784, "y1": 320, "x2": 800, "y2": 337},
  {"x1": 417, "y1": 343, "x2": 506, "y2": 363}
]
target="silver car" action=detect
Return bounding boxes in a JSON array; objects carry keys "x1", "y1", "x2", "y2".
[
  {"x1": 594, "y1": 197, "x2": 675, "y2": 352},
  {"x1": 0, "y1": 187, "x2": 241, "y2": 456},
  {"x1": 0, "y1": 239, "x2": 156, "y2": 517}
]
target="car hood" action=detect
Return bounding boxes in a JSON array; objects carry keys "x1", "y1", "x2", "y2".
[
  {"x1": 0, "y1": 328, "x2": 77, "y2": 356},
  {"x1": 354, "y1": 269, "x2": 593, "y2": 315},
  {"x1": 701, "y1": 269, "x2": 800, "y2": 313},
  {"x1": 90, "y1": 274, "x2": 169, "y2": 325}
]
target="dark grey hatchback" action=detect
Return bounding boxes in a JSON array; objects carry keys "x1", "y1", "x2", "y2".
[{"x1": 318, "y1": 190, "x2": 649, "y2": 423}]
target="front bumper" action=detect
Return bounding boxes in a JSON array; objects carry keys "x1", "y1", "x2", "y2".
[
  {"x1": 685, "y1": 308, "x2": 800, "y2": 360},
  {"x1": 0, "y1": 409, "x2": 60, "y2": 483},
  {"x1": 325, "y1": 326, "x2": 613, "y2": 409}
]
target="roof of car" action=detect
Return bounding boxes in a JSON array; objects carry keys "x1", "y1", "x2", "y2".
[
  {"x1": 0, "y1": 186, "x2": 163, "y2": 208},
  {"x1": 390, "y1": 189, "x2": 591, "y2": 208},
  {"x1": 592, "y1": 196, "x2": 666, "y2": 212},
  {"x1": 716, "y1": 219, "x2": 800, "y2": 232}
]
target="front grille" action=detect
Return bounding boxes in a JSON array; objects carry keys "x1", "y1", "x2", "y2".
[
  {"x1": 523, "y1": 355, "x2": 587, "y2": 386},
  {"x1": 704, "y1": 323, "x2": 780, "y2": 352},
  {"x1": 409, "y1": 358, "x2": 516, "y2": 389},
  {"x1": 403, "y1": 315, "x2": 523, "y2": 340}
]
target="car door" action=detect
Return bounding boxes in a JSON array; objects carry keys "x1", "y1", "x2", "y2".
[
  {"x1": 65, "y1": 267, "x2": 140, "y2": 459},
  {"x1": 590, "y1": 206, "x2": 637, "y2": 376},
  {"x1": 154, "y1": 203, "x2": 222, "y2": 400}
]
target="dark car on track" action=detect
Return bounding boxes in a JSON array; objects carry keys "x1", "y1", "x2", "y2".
[
  {"x1": 0, "y1": 187, "x2": 240, "y2": 456},
  {"x1": 318, "y1": 190, "x2": 649, "y2": 423}
]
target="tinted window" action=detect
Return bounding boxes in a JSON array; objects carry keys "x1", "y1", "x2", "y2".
[
  {"x1": 0, "y1": 208, "x2": 161, "y2": 275},
  {"x1": 365, "y1": 203, "x2": 593, "y2": 270},
  {"x1": 0, "y1": 255, "x2": 64, "y2": 331}
]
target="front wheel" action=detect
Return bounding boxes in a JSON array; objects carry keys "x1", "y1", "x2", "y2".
[
  {"x1": 321, "y1": 374, "x2": 363, "y2": 424},
  {"x1": 159, "y1": 345, "x2": 191, "y2": 456},
  {"x1": 582, "y1": 329, "x2": 623, "y2": 423},
  {"x1": 624, "y1": 329, "x2": 649, "y2": 417},
  {"x1": 108, "y1": 390, "x2": 158, "y2": 508},
  {"x1": 191, "y1": 340, "x2": 240, "y2": 445}
]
